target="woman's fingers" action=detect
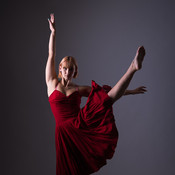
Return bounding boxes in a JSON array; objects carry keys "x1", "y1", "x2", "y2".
[
  {"x1": 134, "y1": 86, "x2": 147, "y2": 94},
  {"x1": 48, "y1": 18, "x2": 52, "y2": 28},
  {"x1": 48, "y1": 18, "x2": 51, "y2": 24},
  {"x1": 50, "y1": 13, "x2": 54, "y2": 23},
  {"x1": 139, "y1": 87, "x2": 147, "y2": 94},
  {"x1": 138, "y1": 86, "x2": 147, "y2": 91},
  {"x1": 48, "y1": 13, "x2": 56, "y2": 32},
  {"x1": 48, "y1": 13, "x2": 54, "y2": 24}
]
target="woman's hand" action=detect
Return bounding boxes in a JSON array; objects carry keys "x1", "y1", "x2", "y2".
[
  {"x1": 132, "y1": 86, "x2": 147, "y2": 95},
  {"x1": 124, "y1": 86, "x2": 147, "y2": 96},
  {"x1": 48, "y1": 13, "x2": 56, "y2": 33}
]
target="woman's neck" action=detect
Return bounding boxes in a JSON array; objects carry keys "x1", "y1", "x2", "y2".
[{"x1": 61, "y1": 78, "x2": 72, "y2": 87}]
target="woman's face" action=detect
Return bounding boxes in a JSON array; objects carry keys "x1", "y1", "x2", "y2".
[{"x1": 59, "y1": 61, "x2": 75, "y2": 81}]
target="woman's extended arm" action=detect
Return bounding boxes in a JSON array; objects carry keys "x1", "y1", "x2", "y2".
[
  {"x1": 124, "y1": 86, "x2": 147, "y2": 95},
  {"x1": 45, "y1": 14, "x2": 57, "y2": 86}
]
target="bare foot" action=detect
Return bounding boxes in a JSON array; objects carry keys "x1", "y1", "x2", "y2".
[{"x1": 133, "y1": 46, "x2": 146, "y2": 70}]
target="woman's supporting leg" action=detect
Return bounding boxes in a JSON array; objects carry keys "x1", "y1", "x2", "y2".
[{"x1": 108, "y1": 46, "x2": 145, "y2": 103}]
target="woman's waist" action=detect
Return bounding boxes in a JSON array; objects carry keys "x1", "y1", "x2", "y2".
[
  {"x1": 54, "y1": 113, "x2": 78, "y2": 123},
  {"x1": 54, "y1": 116, "x2": 77, "y2": 126}
]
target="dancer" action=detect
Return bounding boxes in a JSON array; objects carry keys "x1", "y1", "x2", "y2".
[{"x1": 46, "y1": 14, "x2": 146, "y2": 175}]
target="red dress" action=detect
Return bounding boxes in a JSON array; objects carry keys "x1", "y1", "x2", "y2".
[{"x1": 48, "y1": 80, "x2": 118, "y2": 175}]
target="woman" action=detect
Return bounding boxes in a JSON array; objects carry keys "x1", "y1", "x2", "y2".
[{"x1": 46, "y1": 14, "x2": 146, "y2": 175}]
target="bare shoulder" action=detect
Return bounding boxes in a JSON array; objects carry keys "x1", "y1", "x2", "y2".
[
  {"x1": 78, "y1": 85, "x2": 92, "y2": 97},
  {"x1": 47, "y1": 78, "x2": 59, "y2": 97}
]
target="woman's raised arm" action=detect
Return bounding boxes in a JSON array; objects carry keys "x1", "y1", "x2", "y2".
[{"x1": 45, "y1": 13, "x2": 57, "y2": 86}]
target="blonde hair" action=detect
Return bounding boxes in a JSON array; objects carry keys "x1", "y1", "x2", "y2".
[{"x1": 58, "y1": 56, "x2": 78, "y2": 78}]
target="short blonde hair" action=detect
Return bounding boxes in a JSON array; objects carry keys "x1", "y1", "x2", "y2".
[{"x1": 58, "y1": 56, "x2": 78, "y2": 78}]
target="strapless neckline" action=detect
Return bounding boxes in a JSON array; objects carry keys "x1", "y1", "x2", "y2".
[{"x1": 49, "y1": 89, "x2": 79, "y2": 99}]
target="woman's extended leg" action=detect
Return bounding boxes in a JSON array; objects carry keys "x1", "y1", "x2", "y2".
[{"x1": 108, "y1": 46, "x2": 146, "y2": 103}]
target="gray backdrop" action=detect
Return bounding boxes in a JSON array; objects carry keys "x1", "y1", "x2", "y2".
[{"x1": 2, "y1": 0, "x2": 175, "y2": 174}]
